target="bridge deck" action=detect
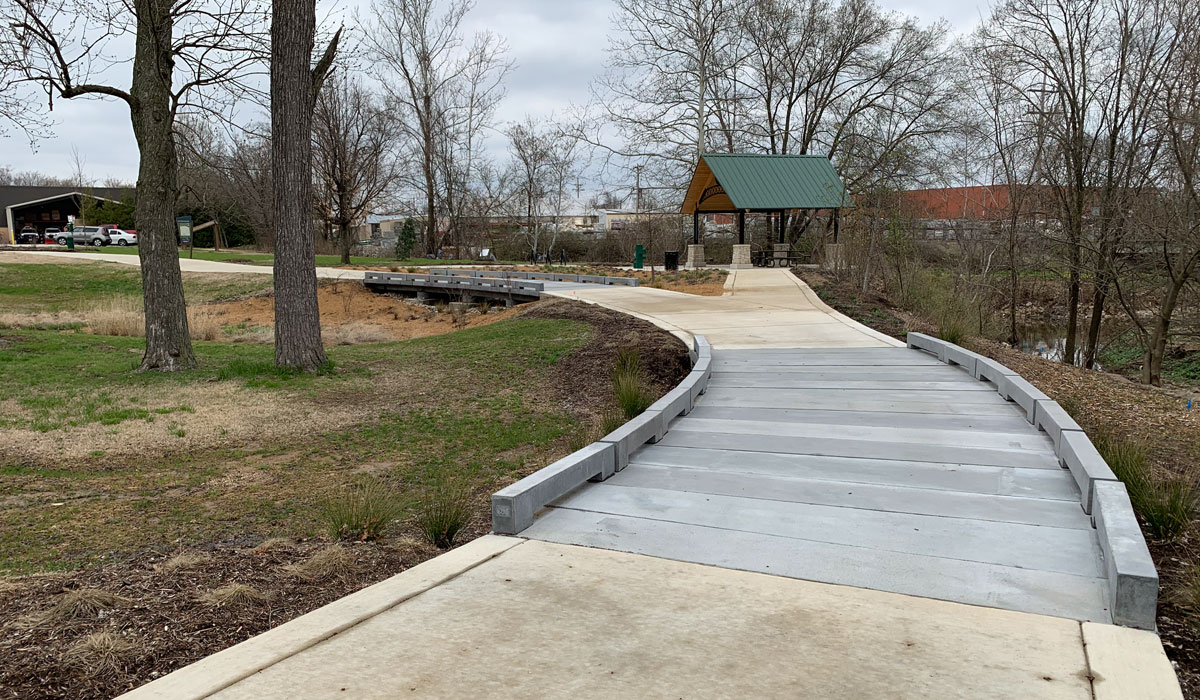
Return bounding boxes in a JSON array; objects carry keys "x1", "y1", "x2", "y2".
[{"x1": 523, "y1": 347, "x2": 1112, "y2": 623}]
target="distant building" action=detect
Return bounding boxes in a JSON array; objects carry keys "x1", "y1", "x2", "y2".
[
  {"x1": 895, "y1": 185, "x2": 1048, "y2": 239},
  {"x1": 0, "y1": 185, "x2": 133, "y2": 243}
]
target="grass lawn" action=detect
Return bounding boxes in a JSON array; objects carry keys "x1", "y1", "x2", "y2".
[
  {"x1": 71, "y1": 246, "x2": 489, "y2": 268},
  {"x1": 0, "y1": 317, "x2": 595, "y2": 574},
  {"x1": 0, "y1": 262, "x2": 274, "y2": 315}
]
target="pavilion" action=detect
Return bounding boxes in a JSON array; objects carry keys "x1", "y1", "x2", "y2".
[{"x1": 679, "y1": 153, "x2": 850, "y2": 268}]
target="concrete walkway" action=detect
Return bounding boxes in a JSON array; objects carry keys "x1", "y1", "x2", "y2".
[
  {"x1": 0, "y1": 249, "x2": 364, "y2": 279},
  {"x1": 99, "y1": 266, "x2": 1179, "y2": 699},
  {"x1": 545, "y1": 267, "x2": 900, "y2": 348}
]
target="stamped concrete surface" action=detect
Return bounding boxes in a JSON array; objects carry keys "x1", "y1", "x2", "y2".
[{"x1": 205, "y1": 538, "x2": 1102, "y2": 700}]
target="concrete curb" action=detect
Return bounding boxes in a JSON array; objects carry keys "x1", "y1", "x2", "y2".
[
  {"x1": 364, "y1": 271, "x2": 545, "y2": 300},
  {"x1": 1059, "y1": 430, "x2": 1118, "y2": 515},
  {"x1": 906, "y1": 332, "x2": 1154, "y2": 630},
  {"x1": 1092, "y1": 482, "x2": 1159, "y2": 630},
  {"x1": 491, "y1": 442, "x2": 616, "y2": 535},
  {"x1": 115, "y1": 536, "x2": 523, "y2": 700},
  {"x1": 427, "y1": 267, "x2": 640, "y2": 287},
  {"x1": 489, "y1": 335, "x2": 712, "y2": 535}
]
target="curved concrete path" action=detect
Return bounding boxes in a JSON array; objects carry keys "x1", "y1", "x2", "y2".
[
  {"x1": 0, "y1": 249, "x2": 365, "y2": 279},
  {"x1": 21, "y1": 259, "x2": 1164, "y2": 698},
  {"x1": 546, "y1": 267, "x2": 900, "y2": 349}
]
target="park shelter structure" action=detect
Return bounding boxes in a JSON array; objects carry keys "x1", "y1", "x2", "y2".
[
  {"x1": 680, "y1": 153, "x2": 850, "y2": 267},
  {"x1": 0, "y1": 186, "x2": 131, "y2": 243}
]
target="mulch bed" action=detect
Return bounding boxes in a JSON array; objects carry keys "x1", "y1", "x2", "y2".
[
  {"x1": 520, "y1": 298, "x2": 692, "y2": 420},
  {"x1": 792, "y1": 269, "x2": 912, "y2": 339},
  {"x1": 0, "y1": 300, "x2": 690, "y2": 700},
  {"x1": 0, "y1": 537, "x2": 437, "y2": 700},
  {"x1": 798, "y1": 268, "x2": 1200, "y2": 697}
]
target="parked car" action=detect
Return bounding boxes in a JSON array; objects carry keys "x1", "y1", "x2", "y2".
[
  {"x1": 16, "y1": 229, "x2": 40, "y2": 244},
  {"x1": 43, "y1": 228, "x2": 61, "y2": 244},
  {"x1": 107, "y1": 229, "x2": 138, "y2": 246},
  {"x1": 56, "y1": 225, "x2": 111, "y2": 246}
]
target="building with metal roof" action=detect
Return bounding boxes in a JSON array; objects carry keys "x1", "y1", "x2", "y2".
[
  {"x1": 679, "y1": 154, "x2": 849, "y2": 267},
  {"x1": 0, "y1": 186, "x2": 132, "y2": 243}
]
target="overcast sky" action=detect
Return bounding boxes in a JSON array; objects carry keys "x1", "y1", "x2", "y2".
[{"x1": 2, "y1": 0, "x2": 991, "y2": 184}]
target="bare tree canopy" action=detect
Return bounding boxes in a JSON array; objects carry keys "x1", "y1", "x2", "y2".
[
  {"x1": 313, "y1": 74, "x2": 401, "y2": 264},
  {"x1": 0, "y1": 0, "x2": 269, "y2": 371},
  {"x1": 368, "y1": 0, "x2": 511, "y2": 255}
]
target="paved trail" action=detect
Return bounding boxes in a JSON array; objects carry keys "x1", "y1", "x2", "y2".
[{"x1": 17, "y1": 257, "x2": 1165, "y2": 698}]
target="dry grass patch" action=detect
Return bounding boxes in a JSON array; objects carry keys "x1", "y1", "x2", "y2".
[
  {"x1": 22, "y1": 589, "x2": 129, "y2": 627},
  {"x1": 196, "y1": 583, "x2": 268, "y2": 606},
  {"x1": 64, "y1": 632, "x2": 133, "y2": 676},
  {"x1": 153, "y1": 552, "x2": 212, "y2": 574},
  {"x1": 323, "y1": 322, "x2": 395, "y2": 346},
  {"x1": 187, "y1": 308, "x2": 223, "y2": 341},
  {"x1": 85, "y1": 297, "x2": 143, "y2": 337},
  {"x1": 282, "y1": 545, "x2": 357, "y2": 582}
]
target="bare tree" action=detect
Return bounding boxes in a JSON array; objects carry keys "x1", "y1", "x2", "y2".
[
  {"x1": 597, "y1": 0, "x2": 744, "y2": 188},
  {"x1": 313, "y1": 75, "x2": 400, "y2": 264},
  {"x1": 506, "y1": 117, "x2": 551, "y2": 260},
  {"x1": 1112, "y1": 0, "x2": 1200, "y2": 385},
  {"x1": 981, "y1": 0, "x2": 1112, "y2": 365},
  {"x1": 271, "y1": 0, "x2": 339, "y2": 371},
  {"x1": 741, "y1": 0, "x2": 956, "y2": 192},
  {"x1": 369, "y1": 0, "x2": 509, "y2": 255},
  {"x1": 0, "y1": 0, "x2": 267, "y2": 371}
]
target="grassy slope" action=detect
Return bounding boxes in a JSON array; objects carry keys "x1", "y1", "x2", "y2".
[{"x1": 0, "y1": 317, "x2": 591, "y2": 574}]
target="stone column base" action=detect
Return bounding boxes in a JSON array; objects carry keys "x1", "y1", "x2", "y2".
[
  {"x1": 730, "y1": 244, "x2": 752, "y2": 269},
  {"x1": 685, "y1": 244, "x2": 706, "y2": 269},
  {"x1": 773, "y1": 243, "x2": 791, "y2": 265}
]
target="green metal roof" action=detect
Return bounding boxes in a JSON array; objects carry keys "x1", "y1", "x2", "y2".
[{"x1": 681, "y1": 153, "x2": 850, "y2": 213}]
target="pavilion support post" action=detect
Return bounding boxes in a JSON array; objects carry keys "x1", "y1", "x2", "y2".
[
  {"x1": 774, "y1": 209, "x2": 790, "y2": 266},
  {"x1": 731, "y1": 210, "x2": 751, "y2": 269},
  {"x1": 687, "y1": 209, "x2": 705, "y2": 269}
]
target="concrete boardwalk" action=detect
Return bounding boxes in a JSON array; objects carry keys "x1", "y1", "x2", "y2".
[
  {"x1": 525, "y1": 346, "x2": 1110, "y2": 622},
  {"x1": 534, "y1": 270, "x2": 1111, "y2": 621}
]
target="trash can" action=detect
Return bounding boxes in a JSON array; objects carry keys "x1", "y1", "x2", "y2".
[{"x1": 664, "y1": 250, "x2": 679, "y2": 272}]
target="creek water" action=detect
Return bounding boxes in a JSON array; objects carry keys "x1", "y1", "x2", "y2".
[{"x1": 1016, "y1": 325, "x2": 1101, "y2": 369}]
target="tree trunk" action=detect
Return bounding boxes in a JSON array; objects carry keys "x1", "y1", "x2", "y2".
[
  {"x1": 1142, "y1": 269, "x2": 1191, "y2": 386},
  {"x1": 271, "y1": 0, "x2": 328, "y2": 371},
  {"x1": 132, "y1": 0, "x2": 196, "y2": 371},
  {"x1": 338, "y1": 220, "x2": 352, "y2": 265},
  {"x1": 1063, "y1": 223, "x2": 1082, "y2": 366},
  {"x1": 1083, "y1": 259, "x2": 1110, "y2": 369},
  {"x1": 423, "y1": 92, "x2": 436, "y2": 255},
  {"x1": 1007, "y1": 219, "x2": 1019, "y2": 345}
]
